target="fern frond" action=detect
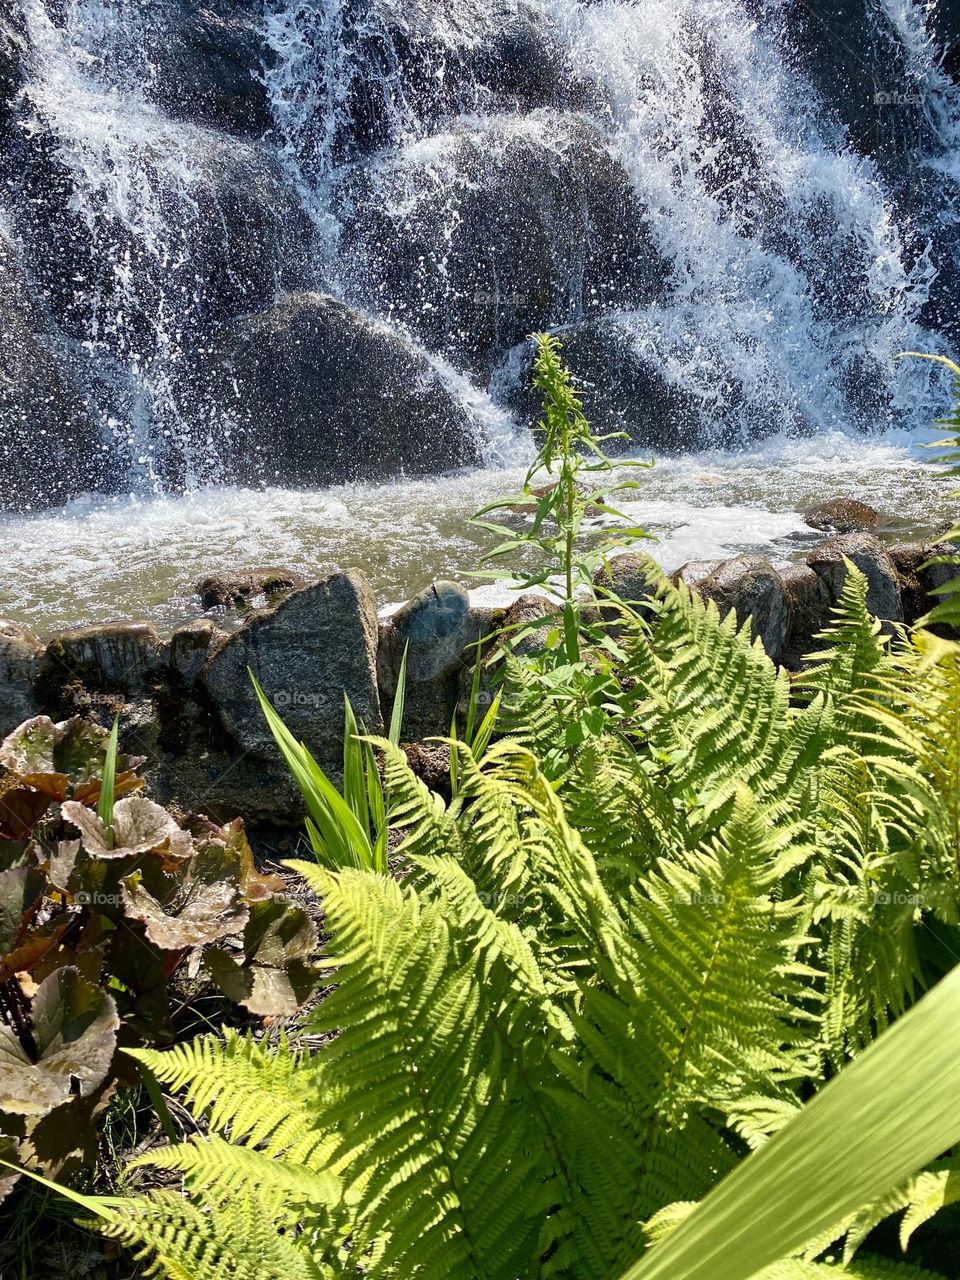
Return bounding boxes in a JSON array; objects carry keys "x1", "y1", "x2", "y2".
[
  {"x1": 97, "y1": 1192, "x2": 327, "y2": 1280},
  {"x1": 128, "y1": 1032, "x2": 325, "y2": 1162},
  {"x1": 302, "y1": 865, "x2": 552, "y2": 1279},
  {"x1": 797, "y1": 567, "x2": 891, "y2": 711}
]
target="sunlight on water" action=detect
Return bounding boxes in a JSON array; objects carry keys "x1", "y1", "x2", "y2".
[{"x1": 7, "y1": 430, "x2": 954, "y2": 637}]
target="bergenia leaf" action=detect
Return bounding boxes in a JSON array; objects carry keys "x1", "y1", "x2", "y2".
[
  {"x1": 62, "y1": 797, "x2": 193, "y2": 860},
  {"x1": 0, "y1": 717, "x2": 145, "y2": 798},
  {"x1": 205, "y1": 899, "x2": 319, "y2": 1016},
  {"x1": 0, "y1": 783, "x2": 54, "y2": 841},
  {"x1": 0, "y1": 864, "x2": 45, "y2": 955},
  {"x1": 121, "y1": 870, "x2": 248, "y2": 951},
  {"x1": 0, "y1": 968, "x2": 118, "y2": 1117}
]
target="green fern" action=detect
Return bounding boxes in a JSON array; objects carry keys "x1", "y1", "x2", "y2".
[{"x1": 50, "y1": 547, "x2": 960, "y2": 1280}]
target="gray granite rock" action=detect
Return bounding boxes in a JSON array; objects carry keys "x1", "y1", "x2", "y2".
[{"x1": 202, "y1": 571, "x2": 381, "y2": 768}]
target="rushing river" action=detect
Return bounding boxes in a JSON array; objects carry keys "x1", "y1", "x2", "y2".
[{"x1": 2, "y1": 427, "x2": 954, "y2": 636}]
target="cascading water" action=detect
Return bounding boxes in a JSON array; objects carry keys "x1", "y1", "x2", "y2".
[{"x1": 0, "y1": 0, "x2": 957, "y2": 515}]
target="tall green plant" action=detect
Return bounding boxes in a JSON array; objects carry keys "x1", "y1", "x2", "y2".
[
  {"x1": 472, "y1": 332, "x2": 652, "y2": 661},
  {"x1": 96, "y1": 713, "x2": 119, "y2": 850},
  {"x1": 50, "y1": 571, "x2": 960, "y2": 1279},
  {"x1": 897, "y1": 352, "x2": 960, "y2": 627}
]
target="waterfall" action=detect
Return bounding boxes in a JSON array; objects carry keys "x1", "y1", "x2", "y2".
[{"x1": 0, "y1": 0, "x2": 957, "y2": 509}]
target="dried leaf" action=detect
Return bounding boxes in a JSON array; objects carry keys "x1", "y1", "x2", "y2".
[
  {"x1": 0, "y1": 918, "x2": 75, "y2": 985},
  {"x1": 0, "y1": 967, "x2": 118, "y2": 1117},
  {"x1": 73, "y1": 770, "x2": 145, "y2": 807},
  {"x1": 0, "y1": 782, "x2": 52, "y2": 841},
  {"x1": 200, "y1": 818, "x2": 286, "y2": 904}
]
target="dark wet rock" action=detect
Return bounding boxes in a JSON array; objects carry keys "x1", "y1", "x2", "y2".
[
  {"x1": 672, "y1": 560, "x2": 726, "y2": 593},
  {"x1": 0, "y1": 11, "x2": 26, "y2": 129},
  {"x1": 168, "y1": 618, "x2": 226, "y2": 686},
  {"x1": 780, "y1": 564, "x2": 832, "y2": 667},
  {"x1": 704, "y1": 556, "x2": 791, "y2": 661},
  {"x1": 511, "y1": 318, "x2": 707, "y2": 452},
  {"x1": 887, "y1": 542, "x2": 929, "y2": 624},
  {"x1": 379, "y1": 582, "x2": 501, "y2": 739},
  {"x1": 807, "y1": 533, "x2": 903, "y2": 622},
  {"x1": 0, "y1": 622, "x2": 41, "y2": 733},
  {"x1": 197, "y1": 569, "x2": 307, "y2": 612},
  {"x1": 789, "y1": 0, "x2": 940, "y2": 174},
  {"x1": 202, "y1": 292, "x2": 483, "y2": 485},
  {"x1": 675, "y1": 555, "x2": 790, "y2": 661},
  {"x1": 36, "y1": 624, "x2": 164, "y2": 712},
  {"x1": 323, "y1": 0, "x2": 589, "y2": 162},
  {"x1": 12, "y1": 121, "x2": 306, "y2": 353},
  {"x1": 402, "y1": 740, "x2": 453, "y2": 801},
  {"x1": 589, "y1": 553, "x2": 659, "y2": 634},
  {"x1": 143, "y1": 3, "x2": 272, "y2": 136},
  {"x1": 802, "y1": 498, "x2": 881, "y2": 534},
  {"x1": 0, "y1": 230, "x2": 104, "y2": 511},
  {"x1": 918, "y1": 539, "x2": 960, "y2": 622},
  {"x1": 379, "y1": 582, "x2": 475, "y2": 691},
  {"x1": 593, "y1": 554, "x2": 659, "y2": 609},
  {"x1": 202, "y1": 571, "x2": 382, "y2": 770},
  {"x1": 498, "y1": 592, "x2": 562, "y2": 659},
  {"x1": 344, "y1": 112, "x2": 661, "y2": 376}
]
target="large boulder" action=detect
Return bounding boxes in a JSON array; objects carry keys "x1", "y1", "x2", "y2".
[
  {"x1": 780, "y1": 564, "x2": 832, "y2": 667},
  {"x1": 708, "y1": 556, "x2": 791, "y2": 661},
  {"x1": 0, "y1": 230, "x2": 104, "y2": 511},
  {"x1": 10, "y1": 108, "x2": 307, "y2": 351},
  {"x1": 141, "y1": 2, "x2": 272, "y2": 137},
  {"x1": 887, "y1": 542, "x2": 929, "y2": 624},
  {"x1": 807, "y1": 533, "x2": 903, "y2": 622},
  {"x1": 36, "y1": 624, "x2": 164, "y2": 710},
  {"x1": 168, "y1": 619, "x2": 226, "y2": 686},
  {"x1": 508, "y1": 316, "x2": 709, "y2": 453},
  {"x1": 787, "y1": 0, "x2": 940, "y2": 175},
  {"x1": 307, "y1": 0, "x2": 587, "y2": 164},
  {"x1": 199, "y1": 292, "x2": 485, "y2": 486},
  {"x1": 342, "y1": 111, "x2": 662, "y2": 377},
  {"x1": 0, "y1": 622, "x2": 41, "y2": 734},
  {"x1": 676, "y1": 555, "x2": 791, "y2": 662},
  {"x1": 918, "y1": 539, "x2": 960, "y2": 624},
  {"x1": 202, "y1": 571, "x2": 382, "y2": 770}
]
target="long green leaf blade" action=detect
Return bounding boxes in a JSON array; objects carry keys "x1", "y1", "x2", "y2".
[
  {"x1": 622, "y1": 962, "x2": 960, "y2": 1280},
  {"x1": 97, "y1": 714, "x2": 119, "y2": 849}
]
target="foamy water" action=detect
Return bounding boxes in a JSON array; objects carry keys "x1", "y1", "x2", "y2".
[{"x1": 7, "y1": 429, "x2": 953, "y2": 637}]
